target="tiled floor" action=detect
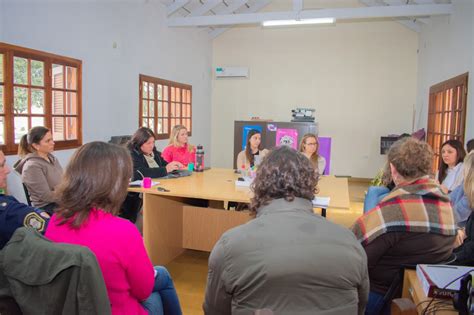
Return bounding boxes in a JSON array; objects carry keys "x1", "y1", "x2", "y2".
[{"x1": 165, "y1": 179, "x2": 370, "y2": 315}]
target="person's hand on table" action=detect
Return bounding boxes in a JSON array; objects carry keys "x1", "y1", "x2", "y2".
[{"x1": 166, "y1": 161, "x2": 183, "y2": 173}]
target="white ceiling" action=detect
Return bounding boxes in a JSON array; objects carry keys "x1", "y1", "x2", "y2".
[{"x1": 162, "y1": 0, "x2": 453, "y2": 38}]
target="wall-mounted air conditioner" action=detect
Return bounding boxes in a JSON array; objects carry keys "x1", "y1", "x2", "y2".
[{"x1": 215, "y1": 67, "x2": 249, "y2": 78}]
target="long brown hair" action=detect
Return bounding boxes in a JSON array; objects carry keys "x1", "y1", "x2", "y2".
[
  {"x1": 245, "y1": 129, "x2": 261, "y2": 166},
  {"x1": 438, "y1": 139, "x2": 466, "y2": 183},
  {"x1": 299, "y1": 133, "x2": 319, "y2": 169},
  {"x1": 54, "y1": 142, "x2": 132, "y2": 228},
  {"x1": 128, "y1": 127, "x2": 155, "y2": 153},
  {"x1": 18, "y1": 126, "x2": 50, "y2": 158},
  {"x1": 250, "y1": 146, "x2": 318, "y2": 212}
]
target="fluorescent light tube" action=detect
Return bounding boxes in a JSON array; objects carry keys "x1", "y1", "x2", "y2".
[{"x1": 262, "y1": 18, "x2": 335, "y2": 27}]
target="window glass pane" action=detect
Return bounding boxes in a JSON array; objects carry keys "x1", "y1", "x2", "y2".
[
  {"x1": 66, "y1": 67, "x2": 77, "y2": 90},
  {"x1": 66, "y1": 117, "x2": 77, "y2": 140},
  {"x1": 142, "y1": 118, "x2": 148, "y2": 128},
  {"x1": 142, "y1": 100, "x2": 148, "y2": 116},
  {"x1": 158, "y1": 101, "x2": 162, "y2": 116},
  {"x1": 14, "y1": 87, "x2": 28, "y2": 114},
  {"x1": 149, "y1": 118, "x2": 154, "y2": 132},
  {"x1": 142, "y1": 82, "x2": 148, "y2": 99},
  {"x1": 176, "y1": 88, "x2": 181, "y2": 102},
  {"x1": 14, "y1": 116, "x2": 28, "y2": 143},
  {"x1": 163, "y1": 118, "x2": 168, "y2": 134},
  {"x1": 52, "y1": 117, "x2": 64, "y2": 140},
  {"x1": 163, "y1": 101, "x2": 168, "y2": 116},
  {"x1": 31, "y1": 89, "x2": 44, "y2": 114},
  {"x1": 31, "y1": 60, "x2": 44, "y2": 86},
  {"x1": 0, "y1": 117, "x2": 4, "y2": 144},
  {"x1": 14, "y1": 57, "x2": 28, "y2": 85},
  {"x1": 175, "y1": 103, "x2": 180, "y2": 117},
  {"x1": 0, "y1": 54, "x2": 3, "y2": 83},
  {"x1": 163, "y1": 86, "x2": 168, "y2": 101},
  {"x1": 31, "y1": 117, "x2": 45, "y2": 128},
  {"x1": 52, "y1": 64, "x2": 64, "y2": 88},
  {"x1": 66, "y1": 92, "x2": 77, "y2": 114},
  {"x1": 158, "y1": 85, "x2": 162, "y2": 100},
  {"x1": 171, "y1": 87, "x2": 175, "y2": 102},
  {"x1": 0, "y1": 86, "x2": 3, "y2": 113},
  {"x1": 149, "y1": 84, "x2": 154, "y2": 100},
  {"x1": 171, "y1": 103, "x2": 175, "y2": 117},
  {"x1": 149, "y1": 101, "x2": 155, "y2": 117},
  {"x1": 157, "y1": 119, "x2": 163, "y2": 134},
  {"x1": 187, "y1": 90, "x2": 191, "y2": 103},
  {"x1": 52, "y1": 91, "x2": 64, "y2": 114}
]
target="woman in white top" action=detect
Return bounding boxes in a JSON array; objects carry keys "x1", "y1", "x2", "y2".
[
  {"x1": 299, "y1": 133, "x2": 326, "y2": 175},
  {"x1": 236, "y1": 129, "x2": 269, "y2": 171},
  {"x1": 436, "y1": 139, "x2": 466, "y2": 193}
]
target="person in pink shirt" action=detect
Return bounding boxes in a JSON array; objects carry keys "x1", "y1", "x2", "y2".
[
  {"x1": 45, "y1": 142, "x2": 182, "y2": 315},
  {"x1": 162, "y1": 125, "x2": 195, "y2": 167}
]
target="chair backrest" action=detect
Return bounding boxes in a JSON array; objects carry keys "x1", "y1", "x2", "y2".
[
  {"x1": 377, "y1": 253, "x2": 457, "y2": 314},
  {"x1": 21, "y1": 184, "x2": 32, "y2": 207},
  {"x1": 7, "y1": 170, "x2": 29, "y2": 205}
]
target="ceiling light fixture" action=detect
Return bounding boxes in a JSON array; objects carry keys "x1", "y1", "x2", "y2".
[{"x1": 262, "y1": 18, "x2": 335, "y2": 27}]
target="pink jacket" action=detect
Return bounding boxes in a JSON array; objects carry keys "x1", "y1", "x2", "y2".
[
  {"x1": 162, "y1": 144, "x2": 195, "y2": 166},
  {"x1": 45, "y1": 209, "x2": 153, "y2": 315}
]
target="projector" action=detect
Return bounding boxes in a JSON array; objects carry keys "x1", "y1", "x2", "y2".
[{"x1": 291, "y1": 108, "x2": 315, "y2": 122}]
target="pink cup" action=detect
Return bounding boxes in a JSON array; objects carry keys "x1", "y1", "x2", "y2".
[{"x1": 142, "y1": 177, "x2": 152, "y2": 189}]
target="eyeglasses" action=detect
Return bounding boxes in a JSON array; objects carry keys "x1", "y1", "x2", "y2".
[{"x1": 305, "y1": 142, "x2": 317, "y2": 146}]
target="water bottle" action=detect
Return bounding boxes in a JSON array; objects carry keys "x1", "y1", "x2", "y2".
[{"x1": 195, "y1": 145, "x2": 204, "y2": 172}]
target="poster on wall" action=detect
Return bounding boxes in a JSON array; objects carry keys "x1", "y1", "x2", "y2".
[
  {"x1": 276, "y1": 129, "x2": 298, "y2": 149},
  {"x1": 242, "y1": 125, "x2": 263, "y2": 150}
]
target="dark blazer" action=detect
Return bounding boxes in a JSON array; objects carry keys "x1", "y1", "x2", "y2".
[
  {"x1": 129, "y1": 147, "x2": 168, "y2": 180},
  {"x1": 0, "y1": 227, "x2": 111, "y2": 315},
  {"x1": 454, "y1": 213, "x2": 474, "y2": 265}
]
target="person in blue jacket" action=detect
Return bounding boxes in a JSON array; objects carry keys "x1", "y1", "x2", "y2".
[{"x1": 0, "y1": 150, "x2": 49, "y2": 249}]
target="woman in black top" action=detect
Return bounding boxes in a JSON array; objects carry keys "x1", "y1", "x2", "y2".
[
  {"x1": 121, "y1": 127, "x2": 182, "y2": 222},
  {"x1": 128, "y1": 127, "x2": 182, "y2": 180}
]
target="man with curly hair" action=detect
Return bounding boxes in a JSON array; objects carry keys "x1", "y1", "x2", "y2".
[{"x1": 204, "y1": 146, "x2": 369, "y2": 315}]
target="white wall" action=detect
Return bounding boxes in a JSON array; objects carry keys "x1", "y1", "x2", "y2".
[
  {"x1": 1, "y1": 0, "x2": 212, "y2": 199},
  {"x1": 416, "y1": 0, "x2": 474, "y2": 142},
  {"x1": 211, "y1": 18, "x2": 418, "y2": 177}
]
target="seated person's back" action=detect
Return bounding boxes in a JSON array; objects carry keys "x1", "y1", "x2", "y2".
[
  {"x1": 204, "y1": 146, "x2": 368, "y2": 315},
  {"x1": 352, "y1": 137, "x2": 456, "y2": 315}
]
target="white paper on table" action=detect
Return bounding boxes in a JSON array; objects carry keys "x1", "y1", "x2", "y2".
[{"x1": 312, "y1": 196, "x2": 330, "y2": 208}]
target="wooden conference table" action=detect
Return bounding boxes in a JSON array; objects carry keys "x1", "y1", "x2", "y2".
[{"x1": 129, "y1": 168, "x2": 350, "y2": 266}]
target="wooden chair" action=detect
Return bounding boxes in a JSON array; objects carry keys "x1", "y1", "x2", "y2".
[{"x1": 391, "y1": 298, "x2": 417, "y2": 315}]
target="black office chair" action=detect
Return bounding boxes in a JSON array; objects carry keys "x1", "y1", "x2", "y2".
[
  {"x1": 374, "y1": 253, "x2": 458, "y2": 315},
  {"x1": 22, "y1": 183, "x2": 32, "y2": 207}
]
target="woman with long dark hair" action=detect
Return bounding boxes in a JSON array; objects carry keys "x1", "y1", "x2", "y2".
[
  {"x1": 236, "y1": 129, "x2": 268, "y2": 171},
  {"x1": 437, "y1": 139, "x2": 466, "y2": 193}
]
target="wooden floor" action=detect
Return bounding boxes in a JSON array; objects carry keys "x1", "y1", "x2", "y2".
[{"x1": 164, "y1": 179, "x2": 369, "y2": 315}]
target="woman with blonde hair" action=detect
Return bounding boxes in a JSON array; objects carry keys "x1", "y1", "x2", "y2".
[
  {"x1": 299, "y1": 133, "x2": 326, "y2": 175},
  {"x1": 453, "y1": 152, "x2": 474, "y2": 264},
  {"x1": 162, "y1": 125, "x2": 195, "y2": 167}
]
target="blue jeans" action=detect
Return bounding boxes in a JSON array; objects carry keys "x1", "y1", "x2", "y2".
[
  {"x1": 365, "y1": 291, "x2": 388, "y2": 315},
  {"x1": 363, "y1": 186, "x2": 390, "y2": 213},
  {"x1": 141, "y1": 266, "x2": 182, "y2": 315}
]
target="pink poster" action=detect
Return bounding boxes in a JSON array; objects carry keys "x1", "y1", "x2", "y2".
[{"x1": 276, "y1": 128, "x2": 298, "y2": 149}]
